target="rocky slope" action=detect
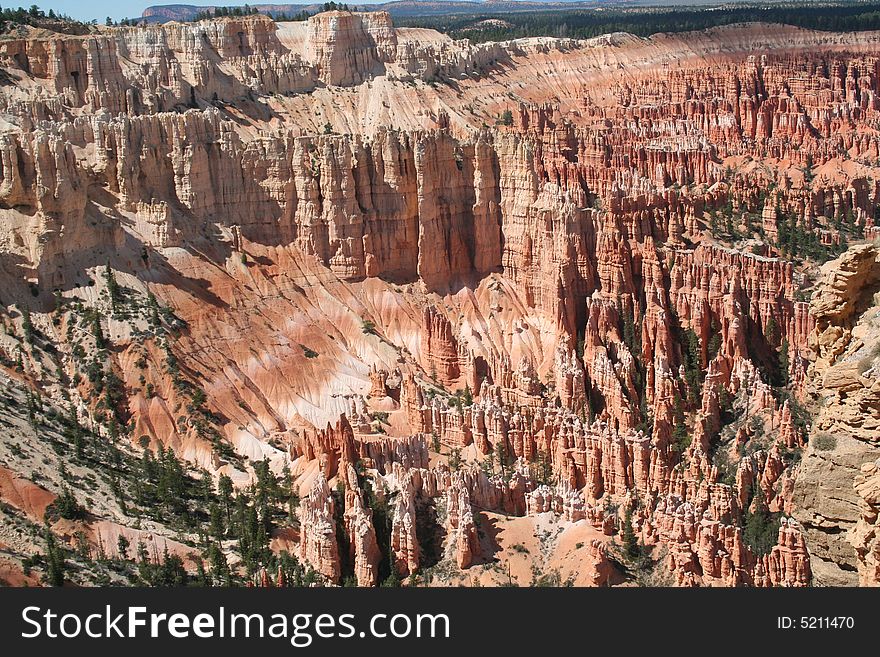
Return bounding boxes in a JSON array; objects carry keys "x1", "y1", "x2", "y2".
[
  {"x1": 0, "y1": 11, "x2": 879, "y2": 586},
  {"x1": 793, "y1": 244, "x2": 880, "y2": 585}
]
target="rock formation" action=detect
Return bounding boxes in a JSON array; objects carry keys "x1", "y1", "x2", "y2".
[
  {"x1": 390, "y1": 475, "x2": 420, "y2": 577},
  {"x1": 297, "y1": 474, "x2": 340, "y2": 583},
  {"x1": 445, "y1": 475, "x2": 480, "y2": 568},
  {"x1": 793, "y1": 245, "x2": 880, "y2": 585},
  {"x1": 852, "y1": 461, "x2": 880, "y2": 586},
  {"x1": 2, "y1": 11, "x2": 880, "y2": 586}
]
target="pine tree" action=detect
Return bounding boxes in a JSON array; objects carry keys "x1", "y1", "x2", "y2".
[
  {"x1": 743, "y1": 486, "x2": 780, "y2": 556},
  {"x1": 671, "y1": 392, "x2": 690, "y2": 453},
  {"x1": 137, "y1": 540, "x2": 153, "y2": 584},
  {"x1": 623, "y1": 505, "x2": 640, "y2": 559},
  {"x1": 65, "y1": 404, "x2": 85, "y2": 458},
  {"x1": 280, "y1": 457, "x2": 292, "y2": 498},
  {"x1": 777, "y1": 338, "x2": 790, "y2": 387},
  {"x1": 764, "y1": 315, "x2": 779, "y2": 347},
  {"x1": 104, "y1": 264, "x2": 122, "y2": 312},
  {"x1": 381, "y1": 571, "x2": 401, "y2": 587},
  {"x1": 207, "y1": 542, "x2": 231, "y2": 586},
  {"x1": 682, "y1": 329, "x2": 703, "y2": 406},
  {"x1": 44, "y1": 529, "x2": 66, "y2": 587},
  {"x1": 92, "y1": 311, "x2": 106, "y2": 349},
  {"x1": 209, "y1": 502, "x2": 225, "y2": 539},
  {"x1": 194, "y1": 556, "x2": 209, "y2": 586},
  {"x1": 19, "y1": 304, "x2": 34, "y2": 343},
  {"x1": 117, "y1": 535, "x2": 130, "y2": 561},
  {"x1": 218, "y1": 474, "x2": 234, "y2": 522}
]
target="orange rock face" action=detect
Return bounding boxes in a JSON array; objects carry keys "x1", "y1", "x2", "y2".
[{"x1": 5, "y1": 12, "x2": 880, "y2": 586}]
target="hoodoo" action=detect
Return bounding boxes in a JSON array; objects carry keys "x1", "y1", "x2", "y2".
[{"x1": 1, "y1": 8, "x2": 879, "y2": 587}]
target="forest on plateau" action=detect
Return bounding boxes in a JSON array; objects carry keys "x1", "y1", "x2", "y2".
[{"x1": 397, "y1": 2, "x2": 880, "y2": 42}]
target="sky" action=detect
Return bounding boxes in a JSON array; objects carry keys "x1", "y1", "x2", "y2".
[{"x1": 20, "y1": 2, "x2": 181, "y2": 22}]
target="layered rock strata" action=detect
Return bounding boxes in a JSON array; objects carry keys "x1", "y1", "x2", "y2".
[{"x1": 4, "y1": 13, "x2": 880, "y2": 586}]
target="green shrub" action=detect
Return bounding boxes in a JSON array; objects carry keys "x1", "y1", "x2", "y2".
[
  {"x1": 812, "y1": 432, "x2": 837, "y2": 451},
  {"x1": 49, "y1": 488, "x2": 86, "y2": 521}
]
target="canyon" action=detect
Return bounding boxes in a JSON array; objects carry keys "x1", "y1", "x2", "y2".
[{"x1": 0, "y1": 10, "x2": 879, "y2": 587}]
